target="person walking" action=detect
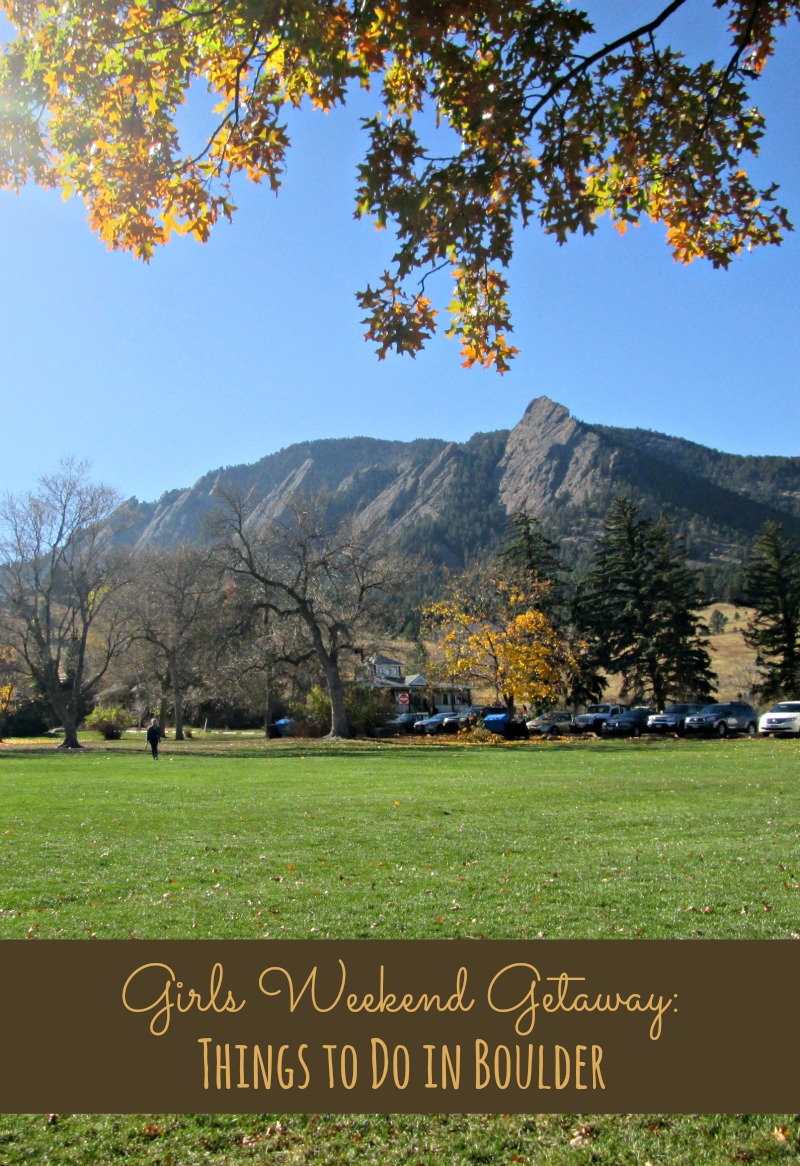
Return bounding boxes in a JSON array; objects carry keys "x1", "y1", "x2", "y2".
[{"x1": 146, "y1": 719, "x2": 162, "y2": 760}]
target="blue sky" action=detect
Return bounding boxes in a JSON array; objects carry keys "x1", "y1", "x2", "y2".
[{"x1": 0, "y1": 4, "x2": 798, "y2": 505}]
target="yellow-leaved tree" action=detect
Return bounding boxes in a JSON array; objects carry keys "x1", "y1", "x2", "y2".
[
  {"x1": 0, "y1": 645, "x2": 16, "y2": 737},
  {"x1": 423, "y1": 571, "x2": 575, "y2": 714}
]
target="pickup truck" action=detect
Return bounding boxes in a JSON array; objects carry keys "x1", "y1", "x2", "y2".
[{"x1": 573, "y1": 704, "x2": 627, "y2": 734}]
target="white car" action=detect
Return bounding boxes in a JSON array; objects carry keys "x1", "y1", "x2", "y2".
[{"x1": 758, "y1": 701, "x2": 800, "y2": 737}]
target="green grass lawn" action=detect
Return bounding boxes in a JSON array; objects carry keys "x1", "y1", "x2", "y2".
[
  {"x1": 1, "y1": 734, "x2": 798, "y2": 1163},
  {"x1": 1, "y1": 735, "x2": 798, "y2": 940}
]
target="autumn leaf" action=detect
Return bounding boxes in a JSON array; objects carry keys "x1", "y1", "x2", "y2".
[
  {"x1": 569, "y1": 1124, "x2": 597, "y2": 1147},
  {"x1": 0, "y1": 0, "x2": 792, "y2": 369}
]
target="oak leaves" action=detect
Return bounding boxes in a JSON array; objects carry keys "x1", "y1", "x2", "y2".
[{"x1": 0, "y1": 0, "x2": 795, "y2": 368}]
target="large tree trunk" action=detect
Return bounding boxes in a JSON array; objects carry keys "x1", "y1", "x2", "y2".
[
  {"x1": 649, "y1": 658, "x2": 665, "y2": 712},
  {"x1": 58, "y1": 713, "x2": 82, "y2": 750},
  {"x1": 158, "y1": 680, "x2": 169, "y2": 735},
  {"x1": 49, "y1": 683, "x2": 82, "y2": 749},
  {"x1": 322, "y1": 657, "x2": 350, "y2": 738},
  {"x1": 301, "y1": 606, "x2": 351, "y2": 738},
  {"x1": 168, "y1": 652, "x2": 185, "y2": 741},
  {"x1": 263, "y1": 673, "x2": 274, "y2": 738},
  {"x1": 40, "y1": 666, "x2": 82, "y2": 748}
]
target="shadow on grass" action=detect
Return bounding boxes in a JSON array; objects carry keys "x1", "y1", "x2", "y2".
[{"x1": 0, "y1": 733, "x2": 739, "y2": 763}]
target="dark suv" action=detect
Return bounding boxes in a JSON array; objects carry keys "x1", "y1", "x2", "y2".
[
  {"x1": 600, "y1": 706, "x2": 656, "y2": 737},
  {"x1": 683, "y1": 702, "x2": 759, "y2": 737}
]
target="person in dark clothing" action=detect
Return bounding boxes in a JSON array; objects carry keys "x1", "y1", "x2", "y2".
[{"x1": 146, "y1": 719, "x2": 161, "y2": 760}]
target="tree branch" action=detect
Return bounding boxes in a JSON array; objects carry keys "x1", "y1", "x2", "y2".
[{"x1": 526, "y1": 0, "x2": 693, "y2": 119}]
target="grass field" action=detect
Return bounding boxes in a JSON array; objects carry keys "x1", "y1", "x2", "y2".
[{"x1": 1, "y1": 735, "x2": 798, "y2": 1163}]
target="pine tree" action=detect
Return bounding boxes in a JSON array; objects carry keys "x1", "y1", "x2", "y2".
[
  {"x1": 498, "y1": 511, "x2": 568, "y2": 620},
  {"x1": 709, "y1": 609, "x2": 728, "y2": 636},
  {"x1": 744, "y1": 522, "x2": 800, "y2": 699},
  {"x1": 497, "y1": 510, "x2": 605, "y2": 706},
  {"x1": 582, "y1": 498, "x2": 716, "y2": 709}
]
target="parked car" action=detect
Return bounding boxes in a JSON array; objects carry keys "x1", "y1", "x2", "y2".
[
  {"x1": 384, "y1": 712, "x2": 425, "y2": 734},
  {"x1": 600, "y1": 706, "x2": 657, "y2": 738},
  {"x1": 758, "y1": 701, "x2": 800, "y2": 737},
  {"x1": 442, "y1": 705, "x2": 504, "y2": 732},
  {"x1": 526, "y1": 710, "x2": 576, "y2": 737},
  {"x1": 647, "y1": 703, "x2": 705, "y2": 735},
  {"x1": 683, "y1": 702, "x2": 759, "y2": 737},
  {"x1": 413, "y1": 712, "x2": 454, "y2": 735},
  {"x1": 573, "y1": 704, "x2": 627, "y2": 734}
]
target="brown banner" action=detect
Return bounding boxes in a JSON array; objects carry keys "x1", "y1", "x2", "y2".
[{"x1": 0, "y1": 940, "x2": 796, "y2": 1112}]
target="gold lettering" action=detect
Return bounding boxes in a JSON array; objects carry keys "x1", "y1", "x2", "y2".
[
  {"x1": 259, "y1": 961, "x2": 347, "y2": 1013},
  {"x1": 554, "y1": 1045, "x2": 570, "y2": 1090},
  {"x1": 592, "y1": 1044, "x2": 605, "y2": 1089},
  {"x1": 574, "y1": 1044, "x2": 587, "y2": 1090},
  {"x1": 122, "y1": 962, "x2": 245, "y2": 1036},
  {"x1": 475, "y1": 1039, "x2": 489, "y2": 1089},
  {"x1": 423, "y1": 1044, "x2": 438, "y2": 1089}
]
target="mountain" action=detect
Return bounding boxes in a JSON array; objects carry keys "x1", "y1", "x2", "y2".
[{"x1": 114, "y1": 397, "x2": 800, "y2": 592}]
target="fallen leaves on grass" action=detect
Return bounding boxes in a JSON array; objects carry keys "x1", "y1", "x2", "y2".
[
  {"x1": 569, "y1": 1123, "x2": 597, "y2": 1147},
  {"x1": 242, "y1": 1121, "x2": 284, "y2": 1146}
]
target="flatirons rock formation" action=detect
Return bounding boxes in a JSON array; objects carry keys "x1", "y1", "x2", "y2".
[
  {"x1": 114, "y1": 397, "x2": 800, "y2": 573},
  {"x1": 500, "y1": 397, "x2": 606, "y2": 513}
]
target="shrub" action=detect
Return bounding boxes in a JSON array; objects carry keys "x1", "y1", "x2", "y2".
[
  {"x1": 289, "y1": 686, "x2": 330, "y2": 737},
  {"x1": 85, "y1": 705, "x2": 135, "y2": 740},
  {"x1": 345, "y1": 686, "x2": 395, "y2": 736},
  {"x1": 290, "y1": 685, "x2": 395, "y2": 737},
  {"x1": 4, "y1": 698, "x2": 52, "y2": 737}
]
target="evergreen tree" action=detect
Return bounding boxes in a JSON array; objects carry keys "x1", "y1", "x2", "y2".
[
  {"x1": 498, "y1": 512, "x2": 606, "y2": 706},
  {"x1": 498, "y1": 511, "x2": 568, "y2": 620},
  {"x1": 744, "y1": 522, "x2": 800, "y2": 699},
  {"x1": 709, "y1": 609, "x2": 728, "y2": 635},
  {"x1": 582, "y1": 498, "x2": 716, "y2": 708}
]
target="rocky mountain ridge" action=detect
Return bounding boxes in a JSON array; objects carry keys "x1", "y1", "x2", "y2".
[{"x1": 115, "y1": 397, "x2": 800, "y2": 580}]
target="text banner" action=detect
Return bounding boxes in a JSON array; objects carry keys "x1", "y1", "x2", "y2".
[{"x1": 1, "y1": 940, "x2": 796, "y2": 1112}]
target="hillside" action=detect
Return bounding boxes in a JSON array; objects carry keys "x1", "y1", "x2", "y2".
[{"x1": 114, "y1": 396, "x2": 800, "y2": 593}]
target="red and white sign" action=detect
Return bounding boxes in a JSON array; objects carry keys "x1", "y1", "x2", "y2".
[{"x1": 398, "y1": 692, "x2": 409, "y2": 706}]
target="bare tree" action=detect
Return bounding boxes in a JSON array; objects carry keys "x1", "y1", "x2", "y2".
[
  {"x1": 0, "y1": 460, "x2": 132, "y2": 748},
  {"x1": 126, "y1": 543, "x2": 221, "y2": 740},
  {"x1": 206, "y1": 575, "x2": 311, "y2": 736},
  {"x1": 212, "y1": 489, "x2": 401, "y2": 738}
]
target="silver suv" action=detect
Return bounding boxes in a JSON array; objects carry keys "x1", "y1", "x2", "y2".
[
  {"x1": 647, "y1": 703, "x2": 705, "y2": 735},
  {"x1": 683, "y1": 702, "x2": 758, "y2": 737}
]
